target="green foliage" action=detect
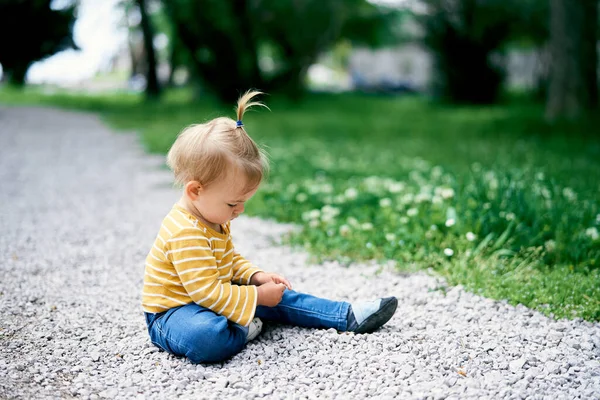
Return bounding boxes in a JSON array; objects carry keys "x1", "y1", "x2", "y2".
[
  {"x1": 0, "y1": 0, "x2": 77, "y2": 85},
  {"x1": 161, "y1": 0, "x2": 401, "y2": 102},
  {"x1": 2, "y1": 87, "x2": 599, "y2": 320},
  {"x1": 417, "y1": 0, "x2": 548, "y2": 104}
]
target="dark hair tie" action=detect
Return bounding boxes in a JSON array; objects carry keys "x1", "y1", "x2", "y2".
[{"x1": 236, "y1": 120, "x2": 244, "y2": 127}]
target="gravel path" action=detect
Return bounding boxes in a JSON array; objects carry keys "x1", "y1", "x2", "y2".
[{"x1": 0, "y1": 106, "x2": 599, "y2": 400}]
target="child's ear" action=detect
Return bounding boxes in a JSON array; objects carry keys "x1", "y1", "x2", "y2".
[{"x1": 185, "y1": 181, "x2": 202, "y2": 200}]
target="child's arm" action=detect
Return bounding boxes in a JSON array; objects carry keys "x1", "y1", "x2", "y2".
[
  {"x1": 230, "y1": 251, "x2": 263, "y2": 286},
  {"x1": 166, "y1": 232, "x2": 258, "y2": 327},
  {"x1": 231, "y1": 252, "x2": 292, "y2": 289}
]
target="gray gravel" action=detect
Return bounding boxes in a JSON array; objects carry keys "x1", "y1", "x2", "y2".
[{"x1": 1, "y1": 106, "x2": 599, "y2": 400}]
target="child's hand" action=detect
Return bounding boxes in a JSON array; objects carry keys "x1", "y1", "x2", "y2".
[
  {"x1": 251, "y1": 272, "x2": 292, "y2": 290},
  {"x1": 256, "y1": 282, "x2": 286, "y2": 307}
]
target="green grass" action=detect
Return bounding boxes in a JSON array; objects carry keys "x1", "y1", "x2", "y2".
[{"x1": 2, "y1": 85, "x2": 599, "y2": 321}]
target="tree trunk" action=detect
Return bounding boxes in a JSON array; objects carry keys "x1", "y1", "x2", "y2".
[
  {"x1": 545, "y1": 0, "x2": 598, "y2": 121},
  {"x1": 7, "y1": 63, "x2": 28, "y2": 86},
  {"x1": 582, "y1": 0, "x2": 598, "y2": 109},
  {"x1": 123, "y1": 3, "x2": 139, "y2": 79},
  {"x1": 136, "y1": 0, "x2": 161, "y2": 99}
]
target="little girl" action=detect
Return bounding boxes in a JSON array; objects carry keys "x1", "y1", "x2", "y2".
[{"x1": 142, "y1": 90, "x2": 398, "y2": 363}]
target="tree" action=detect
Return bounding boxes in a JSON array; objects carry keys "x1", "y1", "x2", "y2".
[
  {"x1": 419, "y1": 0, "x2": 525, "y2": 104},
  {"x1": 545, "y1": 0, "x2": 598, "y2": 121},
  {"x1": 0, "y1": 0, "x2": 77, "y2": 86},
  {"x1": 136, "y1": 0, "x2": 161, "y2": 98},
  {"x1": 162, "y1": 0, "x2": 398, "y2": 103}
]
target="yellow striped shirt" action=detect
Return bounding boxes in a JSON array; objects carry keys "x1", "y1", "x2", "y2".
[{"x1": 142, "y1": 204, "x2": 262, "y2": 327}]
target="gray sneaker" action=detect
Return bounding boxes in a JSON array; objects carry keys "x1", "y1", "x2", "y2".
[
  {"x1": 246, "y1": 317, "x2": 263, "y2": 342},
  {"x1": 347, "y1": 297, "x2": 398, "y2": 333}
]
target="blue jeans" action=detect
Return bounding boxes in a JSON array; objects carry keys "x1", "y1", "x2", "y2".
[{"x1": 145, "y1": 289, "x2": 350, "y2": 363}]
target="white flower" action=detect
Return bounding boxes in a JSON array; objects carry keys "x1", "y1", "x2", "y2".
[
  {"x1": 333, "y1": 195, "x2": 346, "y2": 204},
  {"x1": 307, "y1": 184, "x2": 321, "y2": 194},
  {"x1": 505, "y1": 212, "x2": 516, "y2": 221},
  {"x1": 344, "y1": 187, "x2": 359, "y2": 200},
  {"x1": 347, "y1": 217, "x2": 359, "y2": 226},
  {"x1": 536, "y1": 172, "x2": 545, "y2": 180},
  {"x1": 339, "y1": 225, "x2": 351, "y2": 236},
  {"x1": 309, "y1": 220, "x2": 319, "y2": 228},
  {"x1": 430, "y1": 225, "x2": 438, "y2": 231},
  {"x1": 432, "y1": 195, "x2": 443, "y2": 205},
  {"x1": 387, "y1": 182, "x2": 405, "y2": 193},
  {"x1": 379, "y1": 198, "x2": 392, "y2": 208},
  {"x1": 431, "y1": 166, "x2": 443, "y2": 178},
  {"x1": 308, "y1": 209, "x2": 321, "y2": 219},
  {"x1": 399, "y1": 216, "x2": 409, "y2": 224},
  {"x1": 295, "y1": 193, "x2": 308, "y2": 203},
  {"x1": 321, "y1": 205, "x2": 340, "y2": 217},
  {"x1": 366, "y1": 242, "x2": 373, "y2": 249},
  {"x1": 321, "y1": 183, "x2": 334, "y2": 193},
  {"x1": 400, "y1": 193, "x2": 414, "y2": 204},
  {"x1": 364, "y1": 176, "x2": 381, "y2": 191},
  {"x1": 483, "y1": 203, "x2": 491, "y2": 210},
  {"x1": 562, "y1": 187, "x2": 576, "y2": 201},
  {"x1": 321, "y1": 214, "x2": 334, "y2": 223},
  {"x1": 320, "y1": 206, "x2": 340, "y2": 223},
  {"x1": 466, "y1": 232, "x2": 476, "y2": 242},
  {"x1": 544, "y1": 240, "x2": 556, "y2": 253},
  {"x1": 302, "y1": 210, "x2": 318, "y2": 221},
  {"x1": 385, "y1": 233, "x2": 396, "y2": 242},
  {"x1": 407, "y1": 208, "x2": 418, "y2": 217},
  {"x1": 586, "y1": 227, "x2": 599, "y2": 240},
  {"x1": 596, "y1": 214, "x2": 600, "y2": 224},
  {"x1": 444, "y1": 248, "x2": 454, "y2": 257},
  {"x1": 541, "y1": 187, "x2": 551, "y2": 199},
  {"x1": 445, "y1": 218, "x2": 456, "y2": 227},
  {"x1": 440, "y1": 188, "x2": 455, "y2": 199},
  {"x1": 489, "y1": 178, "x2": 499, "y2": 190},
  {"x1": 415, "y1": 193, "x2": 431, "y2": 203},
  {"x1": 361, "y1": 222, "x2": 374, "y2": 231}
]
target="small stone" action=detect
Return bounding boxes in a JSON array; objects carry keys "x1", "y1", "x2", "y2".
[
  {"x1": 215, "y1": 378, "x2": 228, "y2": 389},
  {"x1": 389, "y1": 354, "x2": 413, "y2": 365},
  {"x1": 259, "y1": 384, "x2": 274, "y2": 396},
  {"x1": 526, "y1": 367, "x2": 543, "y2": 379},
  {"x1": 444, "y1": 376, "x2": 458, "y2": 387},
  {"x1": 546, "y1": 331, "x2": 563, "y2": 342},
  {"x1": 231, "y1": 381, "x2": 251, "y2": 390},
  {"x1": 510, "y1": 358, "x2": 527, "y2": 372},
  {"x1": 545, "y1": 361, "x2": 561, "y2": 375},
  {"x1": 484, "y1": 370, "x2": 504, "y2": 385},
  {"x1": 482, "y1": 342, "x2": 496, "y2": 351},
  {"x1": 565, "y1": 339, "x2": 581, "y2": 350}
]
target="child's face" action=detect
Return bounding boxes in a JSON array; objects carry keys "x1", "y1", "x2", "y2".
[{"x1": 192, "y1": 174, "x2": 258, "y2": 227}]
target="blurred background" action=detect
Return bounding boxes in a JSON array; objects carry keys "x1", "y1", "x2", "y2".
[
  {"x1": 1, "y1": 0, "x2": 597, "y2": 111},
  {"x1": 0, "y1": 0, "x2": 599, "y2": 320}
]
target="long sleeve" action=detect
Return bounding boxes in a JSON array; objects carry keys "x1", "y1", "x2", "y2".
[
  {"x1": 231, "y1": 251, "x2": 263, "y2": 285},
  {"x1": 166, "y1": 228, "x2": 258, "y2": 326}
]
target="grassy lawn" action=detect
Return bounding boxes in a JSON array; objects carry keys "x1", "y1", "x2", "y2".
[{"x1": 2, "y1": 86, "x2": 599, "y2": 321}]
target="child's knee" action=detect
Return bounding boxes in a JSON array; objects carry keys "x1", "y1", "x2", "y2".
[{"x1": 185, "y1": 321, "x2": 246, "y2": 363}]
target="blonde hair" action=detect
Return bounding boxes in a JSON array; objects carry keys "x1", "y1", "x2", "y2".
[{"x1": 166, "y1": 90, "x2": 269, "y2": 191}]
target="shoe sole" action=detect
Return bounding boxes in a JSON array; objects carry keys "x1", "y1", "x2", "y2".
[{"x1": 355, "y1": 297, "x2": 398, "y2": 334}]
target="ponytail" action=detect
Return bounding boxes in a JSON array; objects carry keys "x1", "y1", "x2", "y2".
[{"x1": 235, "y1": 90, "x2": 268, "y2": 128}]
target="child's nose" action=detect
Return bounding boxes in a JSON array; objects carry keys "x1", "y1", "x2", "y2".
[{"x1": 236, "y1": 204, "x2": 245, "y2": 213}]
